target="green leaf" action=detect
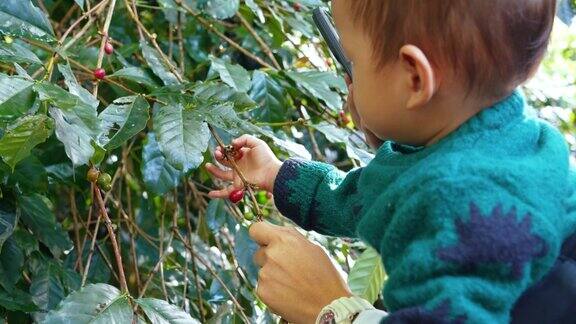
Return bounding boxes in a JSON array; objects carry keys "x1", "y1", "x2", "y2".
[
  {"x1": 49, "y1": 107, "x2": 94, "y2": 166},
  {"x1": 0, "y1": 237, "x2": 23, "y2": 292},
  {"x1": 234, "y1": 227, "x2": 258, "y2": 285},
  {"x1": 0, "y1": 286, "x2": 38, "y2": 312},
  {"x1": 90, "y1": 141, "x2": 106, "y2": 165},
  {"x1": 99, "y1": 95, "x2": 150, "y2": 150},
  {"x1": 210, "y1": 56, "x2": 251, "y2": 93},
  {"x1": 74, "y1": 0, "x2": 85, "y2": 10},
  {"x1": 0, "y1": 0, "x2": 55, "y2": 42},
  {"x1": 249, "y1": 70, "x2": 288, "y2": 122},
  {"x1": 0, "y1": 114, "x2": 54, "y2": 170},
  {"x1": 43, "y1": 284, "x2": 133, "y2": 324},
  {"x1": 245, "y1": 0, "x2": 265, "y2": 22},
  {"x1": 58, "y1": 64, "x2": 99, "y2": 109},
  {"x1": 111, "y1": 67, "x2": 161, "y2": 88},
  {"x1": 136, "y1": 298, "x2": 200, "y2": 324},
  {"x1": 192, "y1": 81, "x2": 256, "y2": 111},
  {"x1": 12, "y1": 228, "x2": 38, "y2": 256},
  {"x1": 6, "y1": 155, "x2": 49, "y2": 193},
  {"x1": 35, "y1": 82, "x2": 101, "y2": 136},
  {"x1": 17, "y1": 194, "x2": 73, "y2": 257},
  {"x1": 153, "y1": 103, "x2": 211, "y2": 172},
  {"x1": 36, "y1": 81, "x2": 100, "y2": 166},
  {"x1": 0, "y1": 203, "x2": 16, "y2": 251},
  {"x1": 285, "y1": 70, "x2": 347, "y2": 110},
  {"x1": 30, "y1": 262, "x2": 65, "y2": 312},
  {"x1": 312, "y1": 122, "x2": 374, "y2": 166},
  {"x1": 204, "y1": 0, "x2": 239, "y2": 19},
  {"x1": 0, "y1": 41, "x2": 41, "y2": 64},
  {"x1": 0, "y1": 74, "x2": 35, "y2": 122},
  {"x1": 347, "y1": 247, "x2": 387, "y2": 304},
  {"x1": 142, "y1": 133, "x2": 182, "y2": 196},
  {"x1": 285, "y1": 15, "x2": 315, "y2": 39},
  {"x1": 140, "y1": 39, "x2": 180, "y2": 86},
  {"x1": 206, "y1": 199, "x2": 233, "y2": 231}
]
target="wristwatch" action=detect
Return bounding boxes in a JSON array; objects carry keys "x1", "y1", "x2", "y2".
[{"x1": 316, "y1": 296, "x2": 375, "y2": 324}]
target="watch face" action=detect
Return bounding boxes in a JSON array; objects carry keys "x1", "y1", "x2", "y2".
[{"x1": 319, "y1": 310, "x2": 336, "y2": 324}]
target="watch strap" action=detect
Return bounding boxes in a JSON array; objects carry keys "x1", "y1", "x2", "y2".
[{"x1": 316, "y1": 296, "x2": 375, "y2": 324}]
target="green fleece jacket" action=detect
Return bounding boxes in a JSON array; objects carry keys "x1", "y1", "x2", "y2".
[{"x1": 272, "y1": 90, "x2": 576, "y2": 323}]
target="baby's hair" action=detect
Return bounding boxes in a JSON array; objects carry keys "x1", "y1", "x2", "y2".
[{"x1": 347, "y1": 0, "x2": 557, "y2": 99}]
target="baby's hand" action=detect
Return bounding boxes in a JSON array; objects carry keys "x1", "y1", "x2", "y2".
[{"x1": 206, "y1": 135, "x2": 282, "y2": 198}]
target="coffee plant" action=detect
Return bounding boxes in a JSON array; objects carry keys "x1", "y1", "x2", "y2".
[{"x1": 0, "y1": 0, "x2": 573, "y2": 323}]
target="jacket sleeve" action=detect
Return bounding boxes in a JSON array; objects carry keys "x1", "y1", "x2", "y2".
[
  {"x1": 373, "y1": 176, "x2": 562, "y2": 323},
  {"x1": 272, "y1": 158, "x2": 365, "y2": 237}
]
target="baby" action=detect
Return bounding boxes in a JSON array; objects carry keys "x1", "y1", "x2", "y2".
[{"x1": 207, "y1": 0, "x2": 576, "y2": 322}]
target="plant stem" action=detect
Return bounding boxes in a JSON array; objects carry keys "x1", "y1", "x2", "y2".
[
  {"x1": 93, "y1": 0, "x2": 117, "y2": 97},
  {"x1": 237, "y1": 12, "x2": 281, "y2": 69},
  {"x1": 69, "y1": 189, "x2": 84, "y2": 274},
  {"x1": 183, "y1": 181, "x2": 206, "y2": 321},
  {"x1": 174, "y1": 231, "x2": 252, "y2": 323},
  {"x1": 93, "y1": 185, "x2": 129, "y2": 293},
  {"x1": 125, "y1": 0, "x2": 184, "y2": 83},
  {"x1": 175, "y1": 0, "x2": 275, "y2": 70}
]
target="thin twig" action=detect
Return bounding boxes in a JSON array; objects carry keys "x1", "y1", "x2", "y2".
[
  {"x1": 237, "y1": 12, "x2": 281, "y2": 69},
  {"x1": 175, "y1": 0, "x2": 275, "y2": 70},
  {"x1": 69, "y1": 189, "x2": 84, "y2": 274},
  {"x1": 59, "y1": 0, "x2": 109, "y2": 45},
  {"x1": 79, "y1": 184, "x2": 95, "y2": 263},
  {"x1": 125, "y1": 176, "x2": 141, "y2": 291},
  {"x1": 174, "y1": 231, "x2": 252, "y2": 323},
  {"x1": 177, "y1": 12, "x2": 186, "y2": 74},
  {"x1": 182, "y1": 182, "x2": 205, "y2": 320},
  {"x1": 81, "y1": 215, "x2": 101, "y2": 286},
  {"x1": 124, "y1": 0, "x2": 184, "y2": 83},
  {"x1": 93, "y1": 0, "x2": 117, "y2": 97},
  {"x1": 93, "y1": 185, "x2": 129, "y2": 293}
]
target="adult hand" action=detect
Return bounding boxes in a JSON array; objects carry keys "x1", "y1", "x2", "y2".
[
  {"x1": 250, "y1": 222, "x2": 352, "y2": 323},
  {"x1": 345, "y1": 75, "x2": 384, "y2": 150}
]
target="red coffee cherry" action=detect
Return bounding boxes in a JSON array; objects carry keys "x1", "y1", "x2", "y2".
[
  {"x1": 104, "y1": 42, "x2": 114, "y2": 55},
  {"x1": 229, "y1": 189, "x2": 245, "y2": 204},
  {"x1": 94, "y1": 68, "x2": 106, "y2": 80}
]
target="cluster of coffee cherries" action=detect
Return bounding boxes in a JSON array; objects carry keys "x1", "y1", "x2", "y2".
[
  {"x1": 93, "y1": 37, "x2": 114, "y2": 80},
  {"x1": 87, "y1": 168, "x2": 112, "y2": 191}
]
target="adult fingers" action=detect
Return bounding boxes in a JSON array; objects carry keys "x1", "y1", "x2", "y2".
[
  {"x1": 253, "y1": 247, "x2": 267, "y2": 267},
  {"x1": 249, "y1": 221, "x2": 283, "y2": 246}
]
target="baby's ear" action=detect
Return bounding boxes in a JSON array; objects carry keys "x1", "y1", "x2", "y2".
[{"x1": 398, "y1": 45, "x2": 438, "y2": 110}]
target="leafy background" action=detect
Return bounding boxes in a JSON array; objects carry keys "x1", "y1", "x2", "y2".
[{"x1": 0, "y1": 0, "x2": 574, "y2": 323}]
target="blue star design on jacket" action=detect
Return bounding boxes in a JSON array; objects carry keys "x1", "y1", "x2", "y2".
[{"x1": 436, "y1": 203, "x2": 548, "y2": 279}]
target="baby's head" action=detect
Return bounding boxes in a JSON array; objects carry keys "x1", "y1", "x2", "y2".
[{"x1": 332, "y1": 0, "x2": 556, "y2": 146}]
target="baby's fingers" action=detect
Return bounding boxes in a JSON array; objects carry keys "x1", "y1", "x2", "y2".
[
  {"x1": 214, "y1": 146, "x2": 243, "y2": 165},
  {"x1": 232, "y1": 135, "x2": 265, "y2": 150},
  {"x1": 208, "y1": 185, "x2": 234, "y2": 199},
  {"x1": 206, "y1": 163, "x2": 234, "y2": 181}
]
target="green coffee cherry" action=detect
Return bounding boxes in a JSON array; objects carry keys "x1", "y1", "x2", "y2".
[
  {"x1": 97, "y1": 172, "x2": 112, "y2": 191},
  {"x1": 244, "y1": 212, "x2": 255, "y2": 221}
]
